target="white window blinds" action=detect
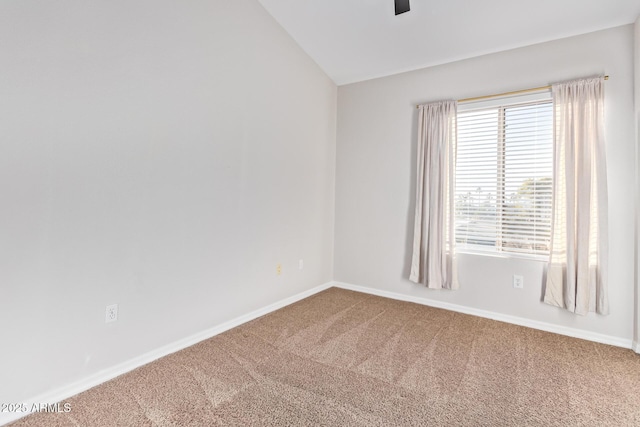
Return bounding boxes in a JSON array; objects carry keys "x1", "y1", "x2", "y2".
[{"x1": 455, "y1": 93, "x2": 553, "y2": 256}]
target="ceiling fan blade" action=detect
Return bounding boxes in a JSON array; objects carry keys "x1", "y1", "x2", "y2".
[{"x1": 395, "y1": 0, "x2": 410, "y2": 15}]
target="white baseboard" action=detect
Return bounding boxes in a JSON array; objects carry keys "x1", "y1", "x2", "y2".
[
  {"x1": 333, "y1": 281, "x2": 633, "y2": 349},
  {"x1": 633, "y1": 341, "x2": 640, "y2": 353},
  {"x1": 0, "y1": 282, "x2": 333, "y2": 427}
]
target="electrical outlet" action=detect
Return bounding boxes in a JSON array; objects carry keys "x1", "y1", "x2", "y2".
[
  {"x1": 105, "y1": 304, "x2": 118, "y2": 323},
  {"x1": 298, "y1": 259, "x2": 304, "y2": 270},
  {"x1": 513, "y1": 275, "x2": 524, "y2": 289},
  {"x1": 276, "y1": 264, "x2": 282, "y2": 276}
]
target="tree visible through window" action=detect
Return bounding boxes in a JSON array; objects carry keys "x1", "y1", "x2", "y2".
[{"x1": 455, "y1": 98, "x2": 553, "y2": 256}]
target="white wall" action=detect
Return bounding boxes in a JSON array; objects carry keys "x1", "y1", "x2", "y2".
[
  {"x1": 335, "y1": 26, "x2": 635, "y2": 343},
  {"x1": 0, "y1": 0, "x2": 336, "y2": 404},
  {"x1": 634, "y1": 16, "x2": 640, "y2": 351}
]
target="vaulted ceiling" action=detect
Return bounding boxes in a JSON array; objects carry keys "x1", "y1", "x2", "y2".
[{"x1": 257, "y1": 0, "x2": 640, "y2": 85}]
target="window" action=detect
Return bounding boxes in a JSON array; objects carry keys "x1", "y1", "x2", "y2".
[{"x1": 455, "y1": 93, "x2": 553, "y2": 257}]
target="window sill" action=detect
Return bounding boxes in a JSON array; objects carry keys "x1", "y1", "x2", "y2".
[{"x1": 456, "y1": 248, "x2": 548, "y2": 262}]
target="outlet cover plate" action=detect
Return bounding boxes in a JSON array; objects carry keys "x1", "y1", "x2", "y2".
[
  {"x1": 106, "y1": 304, "x2": 118, "y2": 323},
  {"x1": 513, "y1": 275, "x2": 524, "y2": 289}
]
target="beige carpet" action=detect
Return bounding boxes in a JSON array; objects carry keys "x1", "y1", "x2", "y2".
[{"x1": 11, "y1": 287, "x2": 640, "y2": 426}]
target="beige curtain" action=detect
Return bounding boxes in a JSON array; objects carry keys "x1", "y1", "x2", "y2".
[
  {"x1": 544, "y1": 77, "x2": 609, "y2": 315},
  {"x1": 410, "y1": 100, "x2": 458, "y2": 289}
]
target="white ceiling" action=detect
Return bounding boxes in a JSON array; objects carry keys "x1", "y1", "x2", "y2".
[{"x1": 257, "y1": 0, "x2": 640, "y2": 85}]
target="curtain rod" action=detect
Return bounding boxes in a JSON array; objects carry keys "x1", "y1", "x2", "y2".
[{"x1": 416, "y1": 75, "x2": 609, "y2": 108}]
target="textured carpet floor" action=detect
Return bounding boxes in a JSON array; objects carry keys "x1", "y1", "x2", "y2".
[{"x1": 11, "y1": 287, "x2": 640, "y2": 426}]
